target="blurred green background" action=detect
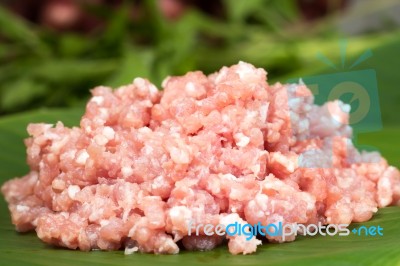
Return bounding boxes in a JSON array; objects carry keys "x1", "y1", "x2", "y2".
[{"x1": 0, "y1": 0, "x2": 399, "y2": 127}]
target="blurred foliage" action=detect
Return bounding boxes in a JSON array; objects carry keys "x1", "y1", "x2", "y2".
[
  {"x1": 0, "y1": 0, "x2": 399, "y2": 127},
  {"x1": 0, "y1": 0, "x2": 303, "y2": 115}
]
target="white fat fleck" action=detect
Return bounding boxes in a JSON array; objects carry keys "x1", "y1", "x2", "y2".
[
  {"x1": 235, "y1": 61, "x2": 253, "y2": 79},
  {"x1": 338, "y1": 176, "x2": 353, "y2": 189},
  {"x1": 52, "y1": 179, "x2": 66, "y2": 190},
  {"x1": 288, "y1": 98, "x2": 301, "y2": 110},
  {"x1": 128, "y1": 224, "x2": 138, "y2": 237},
  {"x1": 220, "y1": 213, "x2": 240, "y2": 227},
  {"x1": 142, "y1": 99, "x2": 153, "y2": 107},
  {"x1": 91, "y1": 96, "x2": 104, "y2": 105},
  {"x1": 169, "y1": 206, "x2": 191, "y2": 222},
  {"x1": 138, "y1": 127, "x2": 152, "y2": 134},
  {"x1": 222, "y1": 114, "x2": 230, "y2": 123},
  {"x1": 149, "y1": 84, "x2": 158, "y2": 96},
  {"x1": 290, "y1": 112, "x2": 300, "y2": 124},
  {"x1": 270, "y1": 200, "x2": 276, "y2": 213},
  {"x1": 301, "y1": 192, "x2": 316, "y2": 211},
  {"x1": 75, "y1": 150, "x2": 89, "y2": 165},
  {"x1": 250, "y1": 164, "x2": 261, "y2": 175},
  {"x1": 94, "y1": 134, "x2": 108, "y2": 145},
  {"x1": 49, "y1": 135, "x2": 70, "y2": 154},
  {"x1": 32, "y1": 218, "x2": 38, "y2": 226},
  {"x1": 143, "y1": 145, "x2": 154, "y2": 155},
  {"x1": 16, "y1": 205, "x2": 30, "y2": 212},
  {"x1": 85, "y1": 126, "x2": 92, "y2": 133},
  {"x1": 169, "y1": 127, "x2": 181, "y2": 134},
  {"x1": 161, "y1": 76, "x2": 171, "y2": 88},
  {"x1": 151, "y1": 175, "x2": 165, "y2": 189},
  {"x1": 215, "y1": 69, "x2": 227, "y2": 83},
  {"x1": 102, "y1": 126, "x2": 115, "y2": 140},
  {"x1": 67, "y1": 185, "x2": 80, "y2": 199},
  {"x1": 89, "y1": 208, "x2": 103, "y2": 222},
  {"x1": 65, "y1": 150, "x2": 77, "y2": 160},
  {"x1": 40, "y1": 124, "x2": 54, "y2": 131},
  {"x1": 133, "y1": 77, "x2": 146, "y2": 87},
  {"x1": 298, "y1": 119, "x2": 309, "y2": 133},
  {"x1": 220, "y1": 173, "x2": 237, "y2": 180},
  {"x1": 44, "y1": 132, "x2": 60, "y2": 140},
  {"x1": 125, "y1": 246, "x2": 139, "y2": 255},
  {"x1": 99, "y1": 108, "x2": 108, "y2": 117},
  {"x1": 273, "y1": 152, "x2": 297, "y2": 173},
  {"x1": 287, "y1": 160, "x2": 297, "y2": 173},
  {"x1": 339, "y1": 101, "x2": 351, "y2": 113},
  {"x1": 242, "y1": 111, "x2": 258, "y2": 125},
  {"x1": 381, "y1": 176, "x2": 391, "y2": 188},
  {"x1": 169, "y1": 207, "x2": 181, "y2": 219},
  {"x1": 259, "y1": 103, "x2": 269, "y2": 122},
  {"x1": 185, "y1": 82, "x2": 196, "y2": 94},
  {"x1": 170, "y1": 147, "x2": 190, "y2": 164},
  {"x1": 331, "y1": 114, "x2": 343, "y2": 125},
  {"x1": 255, "y1": 194, "x2": 269, "y2": 211},
  {"x1": 234, "y1": 133, "x2": 250, "y2": 147},
  {"x1": 121, "y1": 166, "x2": 133, "y2": 178},
  {"x1": 100, "y1": 219, "x2": 110, "y2": 227}
]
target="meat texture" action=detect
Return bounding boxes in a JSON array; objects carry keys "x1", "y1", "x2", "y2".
[{"x1": 2, "y1": 62, "x2": 400, "y2": 255}]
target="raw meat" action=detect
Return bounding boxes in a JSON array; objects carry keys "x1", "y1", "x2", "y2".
[{"x1": 2, "y1": 62, "x2": 400, "y2": 255}]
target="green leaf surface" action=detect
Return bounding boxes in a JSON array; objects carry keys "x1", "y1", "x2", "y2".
[
  {"x1": 0, "y1": 79, "x2": 47, "y2": 112},
  {"x1": 0, "y1": 109, "x2": 399, "y2": 266},
  {"x1": 0, "y1": 6, "x2": 49, "y2": 56}
]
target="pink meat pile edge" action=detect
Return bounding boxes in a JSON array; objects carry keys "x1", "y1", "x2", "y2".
[{"x1": 2, "y1": 62, "x2": 400, "y2": 255}]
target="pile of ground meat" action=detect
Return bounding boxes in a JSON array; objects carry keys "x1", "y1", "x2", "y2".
[{"x1": 2, "y1": 62, "x2": 400, "y2": 255}]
